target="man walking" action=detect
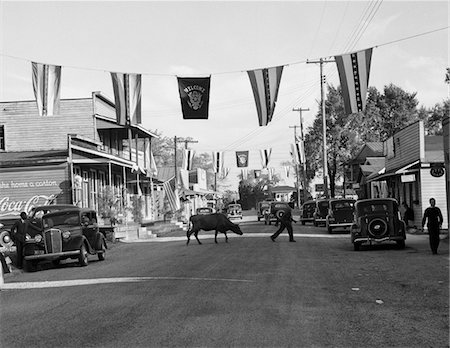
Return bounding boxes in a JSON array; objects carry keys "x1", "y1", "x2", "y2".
[
  {"x1": 270, "y1": 208, "x2": 296, "y2": 243},
  {"x1": 422, "y1": 198, "x2": 444, "y2": 255}
]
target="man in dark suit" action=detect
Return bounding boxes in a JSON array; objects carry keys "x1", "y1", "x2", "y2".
[
  {"x1": 422, "y1": 198, "x2": 444, "y2": 255},
  {"x1": 11, "y1": 212, "x2": 33, "y2": 269},
  {"x1": 270, "y1": 208, "x2": 297, "y2": 243}
]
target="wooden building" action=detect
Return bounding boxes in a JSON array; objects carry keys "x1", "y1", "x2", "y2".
[{"x1": 0, "y1": 92, "x2": 160, "y2": 226}]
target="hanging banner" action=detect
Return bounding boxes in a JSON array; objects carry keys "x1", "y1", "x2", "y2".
[
  {"x1": 335, "y1": 48, "x2": 373, "y2": 115},
  {"x1": 32, "y1": 62, "x2": 62, "y2": 116},
  {"x1": 254, "y1": 170, "x2": 261, "y2": 179},
  {"x1": 291, "y1": 142, "x2": 305, "y2": 164},
  {"x1": 241, "y1": 168, "x2": 248, "y2": 180},
  {"x1": 111, "y1": 72, "x2": 142, "y2": 125},
  {"x1": 284, "y1": 166, "x2": 291, "y2": 178},
  {"x1": 247, "y1": 65, "x2": 284, "y2": 126},
  {"x1": 182, "y1": 149, "x2": 195, "y2": 171},
  {"x1": 212, "y1": 151, "x2": 224, "y2": 173},
  {"x1": 221, "y1": 167, "x2": 230, "y2": 179},
  {"x1": 260, "y1": 148, "x2": 272, "y2": 168},
  {"x1": 268, "y1": 167, "x2": 275, "y2": 181},
  {"x1": 236, "y1": 151, "x2": 249, "y2": 167},
  {"x1": 177, "y1": 76, "x2": 211, "y2": 119},
  {"x1": 163, "y1": 178, "x2": 180, "y2": 211}
]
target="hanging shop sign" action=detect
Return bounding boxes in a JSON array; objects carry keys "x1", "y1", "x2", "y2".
[{"x1": 430, "y1": 164, "x2": 445, "y2": 178}]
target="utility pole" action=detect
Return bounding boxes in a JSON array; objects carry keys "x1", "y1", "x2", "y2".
[
  {"x1": 307, "y1": 58, "x2": 335, "y2": 198},
  {"x1": 293, "y1": 107, "x2": 309, "y2": 205},
  {"x1": 289, "y1": 125, "x2": 301, "y2": 208}
]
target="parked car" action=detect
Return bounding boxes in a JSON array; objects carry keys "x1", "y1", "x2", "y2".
[
  {"x1": 265, "y1": 201, "x2": 292, "y2": 225},
  {"x1": 326, "y1": 198, "x2": 356, "y2": 233},
  {"x1": 196, "y1": 207, "x2": 214, "y2": 215},
  {"x1": 22, "y1": 207, "x2": 107, "y2": 271},
  {"x1": 257, "y1": 201, "x2": 272, "y2": 222},
  {"x1": 227, "y1": 204, "x2": 243, "y2": 219},
  {"x1": 351, "y1": 198, "x2": 406, "y2": 251},
  {"x1": 313, "y1": 199, "x2": 329, "y2": 226},
  {"x1": 300, "y1": 200, "x2": 316, "y2": 225}
]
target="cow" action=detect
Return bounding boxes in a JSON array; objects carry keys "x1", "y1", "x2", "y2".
[{"x1": 186, "y1": 213, "x2": 243, "y2": 245}]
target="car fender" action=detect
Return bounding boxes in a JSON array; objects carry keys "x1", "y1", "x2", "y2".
[{"x1": 65, "y1": 235, "x2": 95, "y2": 254}]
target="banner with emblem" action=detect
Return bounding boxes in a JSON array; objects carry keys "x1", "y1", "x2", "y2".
[
  {"x1": 177, "y1": 76, "x2": 211, "y2": 119},
  {"x1": 254, "y1": 170, "x2": 261, "y2": 179},
  {"x1": 335, "y1": 48, "x2": 373, "y2": 115},
  {"x1": 236, "y1": 151, "x2": 249, "y2": 168}
]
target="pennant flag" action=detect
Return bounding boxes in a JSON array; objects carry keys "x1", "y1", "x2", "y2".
[
  {"x1": 284, "y1": 166, "x2": 291, "y2": 178},
  {"x1": 145, "y1": 141, "x2": 158, "y2": 178},
  {"x1": 212, "y1": 151, "x2": 224, "y2": 173},
  {"x1": 335, "y1": 48, "x2": 373, "y2": 115},
  {"x1": 241, "y1": 168, "x2": 248, "y2": 180},
  {"x1": 254, "y1": 170, "x2": 261, "y2": 179},
  {"x1": 182, "y1": 149, "x2": 195, "y2": 170},
  {"x1": 110, "y1": 72, "x2": 142, "y2": 125},
  {"x1": 247, "y1": 66, "x2": 284, "y2": 126},
  {"x1": 177, "y1": 77, "x2": 211, "y2": 119},
  {"x1": 268, "y1": 167, "x2": 275, "y2": 181},
  {"x1": 236, "y1": 151, "x2": 249, "y2": 168},
  {"x1": 291, "y1": 142, "x2": 305, "y2": 164},
  {"x1": 259, "y1": 148, "x2": 272, "y2": 168},
  {"x1": 163, "y1": 179, "x2": 181, "y2": 211},
  {"x1": 221, "y1": 167, "x2": 230, "y2": 179},
  {"x1": 32, "y1": 62, "x2": 62, "y2": 116}
]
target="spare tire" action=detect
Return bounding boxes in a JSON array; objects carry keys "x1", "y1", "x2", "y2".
[
  {"x1": 0, "y1": 230, "x2": 13, "y2": 248},
  {"x1": 368, "y1": 218, "x2": 388, "y2": 238},
  {"x1": 276, "y1": 210, "x2": 285, "y2": 219}
]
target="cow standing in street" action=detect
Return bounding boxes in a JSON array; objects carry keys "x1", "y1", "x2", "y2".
[{"x1": 187, "y1": 214, "x2": 243, "y2": 245}]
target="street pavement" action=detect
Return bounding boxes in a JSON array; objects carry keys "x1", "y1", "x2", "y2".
[{"x1": 1, "y1": 212, "x2": 448, "y2": 348}]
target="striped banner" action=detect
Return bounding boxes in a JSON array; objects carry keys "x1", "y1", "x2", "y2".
[
  {"x1": 241, "y1": 168, "x2": 249, "y2": 180},
  {"x1": 260, "y1": 148, "x2": 272, "y2": 168},
  {"x1": 291, "y1": 142, "x2": 305, "y2": 164},
  {"x1": 335, "y1": 48, "x2": 373, "y2": 115},
  {"x1": 221, "y1": 167, "x2": 230, "y2": 179},
  {"x1": 182, "y1": 149, "x2": 195, "y2": 170},
  {"x1": 284, "y1": 166, "x2": 291, "y2": 178},
  {"x1": 32, "y1": 62, "x2": 62, "y2": 116},
  {"x1": 268, "y1": 167, "x2": 275, "y2": 181},
  {"x1": 212, "y1": 151, "x2": 224, "y2": 173},
  {"x1": 111, "y1": 72, "x2": 142, "y2": 125},
  {"x1": 163, "y1": 179, "x2": 180, "y2": 211},
  {"x1": 247, "y1": 66, "x2": 284, "y2": 126}
]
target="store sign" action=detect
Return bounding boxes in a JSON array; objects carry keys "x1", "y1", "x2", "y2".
[
  {"x1": 430, "y1": 165, "x2": 445, "y2": 178},
  {"x1": 401, "y1": 174, "x2": 416, "y2": 183}
]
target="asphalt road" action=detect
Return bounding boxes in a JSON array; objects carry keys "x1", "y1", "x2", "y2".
[{"x1": 1, "y1": 217, "x2": 449, "y2": 348}]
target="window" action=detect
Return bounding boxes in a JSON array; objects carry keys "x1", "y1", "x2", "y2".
[{"x1": 0, "y1": 125, "x2": 5, "y2": 150}]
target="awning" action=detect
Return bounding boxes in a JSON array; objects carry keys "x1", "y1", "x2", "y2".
[{"x1": 367, "y1": 160, "x2": 420, "y2": 182}]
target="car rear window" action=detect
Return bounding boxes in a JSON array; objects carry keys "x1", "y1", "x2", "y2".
[{"x1": 332, "y1": 201, "x2": 354, "y2": 209}]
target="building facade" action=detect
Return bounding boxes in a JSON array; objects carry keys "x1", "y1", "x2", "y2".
[{"x1": 0, "y1": 92, "x2": 161, "y2": 226}]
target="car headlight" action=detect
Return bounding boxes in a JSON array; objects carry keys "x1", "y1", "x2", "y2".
[
  {"x1": 34, "y1": 234, "x2": 43, "y2": 242},
  {"x1": 25, "y1": 233, "x2": 31, "y2": 241},
  {"x1": 62, "y1": 231, "x2": 71, "y2": 239}
]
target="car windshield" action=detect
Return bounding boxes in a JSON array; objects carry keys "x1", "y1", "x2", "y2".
[
  {"x1": 332, "y1": 201, "x2": 354, "y2": 210},
  {"x1": 43, "y1": 211, "x2": 80, "y2": 228},
  {"x1": 229, "y1": 205, "x2": 241, "y2": 210},
  {"x1": 260, "y1": 203, "x2": 270, "y2": 209}
]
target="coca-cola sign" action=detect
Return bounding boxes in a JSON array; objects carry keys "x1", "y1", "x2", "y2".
[{"x1": 0, "y1": 195, "x2": 57, "y2": 218}]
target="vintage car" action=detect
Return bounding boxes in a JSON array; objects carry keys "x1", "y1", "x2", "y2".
[
  {"x1": 257, "y1": 200, "x2": 272, "y2": 222},
  {"x1": 351, "y1": 198, "x2": 406, "y2": 251},
  {"x1": 27, "y1": 204, "x2": 76, "y2": 231},
  {"x1": 300, "y1": 200, "x2": 316, "y2": 225},
  {"x1": 227, "y1": 204, "x2": 243, "y2": 219},
  {"x1": 326, "y1": 198, "x2": 356, "y2": 233},
  {"x1": 22, "y1": 207, "x2": 107, "y2": 271},
  {"x1": 313, "y1": 199, "x2": 329, "y2": 226},
  {"x1": 265, "y1": 201, "x2": 292, "y2": 225},
  {"x1": 196, "y1": 207, "x2": 214, "y2": 215}
]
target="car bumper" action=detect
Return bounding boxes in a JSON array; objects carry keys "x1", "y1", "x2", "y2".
[
  {"x1": 352, "y1": 236, "x2": 405, "y2": 244},
  {"x1": 24, "y1": 250, "x2": 80, "y2": 261},
  {"x1": 328, "y1": 222, "x2": 353, "y2": 228}
]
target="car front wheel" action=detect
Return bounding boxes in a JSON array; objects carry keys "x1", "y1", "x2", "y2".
[{"x1": 79, "y1": 244, "x2": 88, "y2": 266}]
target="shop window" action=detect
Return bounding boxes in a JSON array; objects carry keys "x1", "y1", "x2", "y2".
[{"x1": 0, "y1": 125, "x2": 5, "y2": 150}]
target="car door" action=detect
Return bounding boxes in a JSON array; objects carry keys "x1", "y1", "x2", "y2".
[{"x1": 81, "y1": 212, "x2": 98, "y2": 249}]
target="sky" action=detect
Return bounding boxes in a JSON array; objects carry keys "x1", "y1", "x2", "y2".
[{"x1": 1, "y1": 0, "x2": 449, "y2": 191}]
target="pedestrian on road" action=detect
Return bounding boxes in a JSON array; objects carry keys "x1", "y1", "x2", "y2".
[
  {"x1": 421, "y1": 198, "x2": 444, "y2": 255},
  {"x1": 402, "y1": 202, "x2": 415, "y2": 229},
  {"x1": 270, "y1": 208, "x2": 296, "y2": 242},
  {"x1": 10, "y1": 212, "x2": 28, "y2": 269}
]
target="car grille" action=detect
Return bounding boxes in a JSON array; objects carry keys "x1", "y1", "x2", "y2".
[{"x1": 44, "y1": 229, "x2": 63, "y2": 253}]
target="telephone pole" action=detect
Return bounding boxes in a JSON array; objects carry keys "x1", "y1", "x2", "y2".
[
  {"x1": 307, "y1": 58, "x2": 335, "y2": 198},
  {"x1": 289, "y1": 125, "x2": 301, "y2": 208},
  {"x1": 293, "y1": 107, "x2": 309, "y2": 204}
]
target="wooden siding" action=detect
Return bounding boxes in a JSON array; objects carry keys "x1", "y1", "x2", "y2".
[
  {"x1": 420, "y1": 168, "x2": 448, "y2": 229},
  {"x1": 385, "y1": 121, "x2": 423, "y2": 172},
  {"x1": 0, "y1": 99, "x2": 96, "y2": 152},
  {"x1": 0, "y1": 164, "x2": 71, "y2": 219},
  {"x1": 94, "y1": 95, "x2": 116, "y2": 120}
]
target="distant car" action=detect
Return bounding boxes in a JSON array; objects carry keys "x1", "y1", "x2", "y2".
[
  {"x1": 300, "y1": 200, "x2": 316, "y2": 225},
  {"x1": 227, "y1": 204, "x2": 243, "y2": 219},
  {"x1": 22, "y1": 207, "x2": 107, "y2": 271},
  {"x1": 313, "y1": 199, "x2": 329, "y2": 227},
  {"x1": 326, "y1": 199, "x2": 356, "y2": 233},
  {"x1": 257, "y1": 201, "x2": 272, "y2": 222},
  {"x1": 265, "y1": 202, "x2": 292, "y2": 225},
  {"x1": 351, "y1": 198, "x2": 406, "y2": 251},
  {"x1": 196, "y1": 207, "x2": 214, "y2": 215}
]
